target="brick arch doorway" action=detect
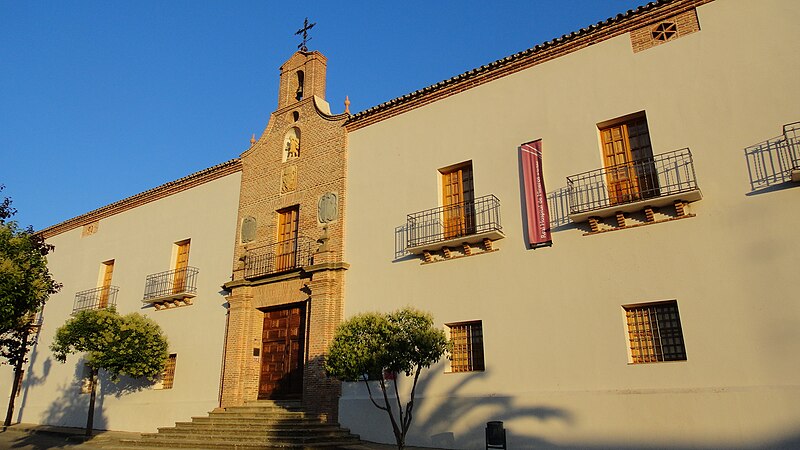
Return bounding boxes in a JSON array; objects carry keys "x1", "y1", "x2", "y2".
[{"x1": 258, "y1": 302, "x2": 307, "y2": 400}]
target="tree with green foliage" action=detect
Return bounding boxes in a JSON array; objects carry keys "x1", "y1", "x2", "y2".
[
  {"x1": 325, "y1": 307, "x2": 448, "y2": 450},
  {"x1": 51, "y1": 307, "x2": 169, "y2": 436},
  {"x1": 0, "y1": 185, "x2": 61, "y2": 426}
]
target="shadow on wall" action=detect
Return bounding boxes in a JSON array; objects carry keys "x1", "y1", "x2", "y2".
[
  {"x1": 338, "y1": 363, "x2": 573, "y2": 448},
  {"x1": 343, "y1": 364, "x2": 800, "y2": 449},
  {"x1": 15, "y1": 341, "x2": 52, "y2": 424},
  {"x1": 546, "y1": 186, "x2": 575, "y2": 233},
  {"x1": 39, "y1": 358, "x2": 157, "y2": 430},
  {"x1": 409, "y1": 365, "x2": 572, "y2": 448},
  {"x1": 744, "y1": 121, "x2": 800, "y2": 193},
  {"x1": 39, "y1": 359, "x2": 108, "y2": 431}
]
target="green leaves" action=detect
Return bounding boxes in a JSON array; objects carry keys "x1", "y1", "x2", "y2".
[
  {"x1": 325, "y1": 307, "x2": 448, "y2": 449},
  {"x1": 50, "y1": 308, "x2": 169, "y2": 382},
  {"x1": 0, "y1": 187, "x2": 61, "y2": 339},
  {"x1": 325, "y1": 307, "x2": 448, "y2": 382}
]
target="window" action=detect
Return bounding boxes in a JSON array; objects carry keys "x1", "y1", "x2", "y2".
[
  {"x1": 440, "y1": 162, "x2": 475, "y2": 239},
  {"x1": 158, "y1": 354, "x2": 177, "y2": 390},
  {"x1": 295, "y1": 70, "x2": 304, "y2": 101},
  {"x1": 599, "y1": 114, "x2": 659, "y2": 205},
  {"x1": 447, "y1": 321, "x2": 485, "y2": 372},
  {"x1": 652, "y1": 22, "x2": 677, "y2": 41},
  {"x1": 98, "y1": 260, "x2": 114, "y2": 308},
  {"x1": 173, "y1": 240, "x2": 190, "y2": 294},
  {"x1": 276, "y1": 206, "x2": 300, "y2": 271},
  {"x1": 624, "y1": 301, "x2": 686, "y2": 364}
]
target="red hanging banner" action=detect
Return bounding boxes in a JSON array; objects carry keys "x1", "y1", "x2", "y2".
[{"x1": 520, "y1": 140, "x2": 552, "y2": 247}]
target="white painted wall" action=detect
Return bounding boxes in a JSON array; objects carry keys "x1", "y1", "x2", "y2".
[
  {"x1": 343, "y1": 1, "x2": 800, "y2": 448},
  {"x1": 0, "y1": 172, "x2": 241, "y2": 432}
]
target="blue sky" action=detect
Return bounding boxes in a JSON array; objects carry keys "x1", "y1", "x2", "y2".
[{"x1": 1, "y1": 1, "x2": 645, "y2": 231}]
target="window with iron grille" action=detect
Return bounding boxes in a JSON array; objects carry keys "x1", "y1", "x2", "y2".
[
  {"x1": 624, "y1": 301, "x2": 686, "y2": 364},
  {"x1": 447, "y1": 321, "x2": 485, "y2": 372},
  {"x1": 160, "y1": 354, "x2": 177, "y2": 389}
]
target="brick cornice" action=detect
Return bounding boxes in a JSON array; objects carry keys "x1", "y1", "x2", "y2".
[
  {"x1": 345, "y1": 0, "x2": 712, "y2": 132},
  {"x1": 39, "y1": 159, "x2": 242, "y2": 239}
]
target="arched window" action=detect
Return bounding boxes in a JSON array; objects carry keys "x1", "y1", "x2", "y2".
[{"x1": 295, "y1": 71, "x2": 304, "y2": 101}]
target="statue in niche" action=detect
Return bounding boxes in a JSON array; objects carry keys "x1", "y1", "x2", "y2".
[
  {"x1": 286, "y1": 136, "x2": 299, "y2": 158},
  {"x1": 283, "y1": 128, "x2": 301, "y2": 161},
  {"x1": 318, "y1": 192, "x2": 338, "y2": 223},
  {"x1": 281, "y1": 165, "x2": 298, "y2": 193}
]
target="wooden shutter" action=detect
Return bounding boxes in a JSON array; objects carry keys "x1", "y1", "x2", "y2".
[
  {"x1": 161, "y1": 354, "x2": 177, "y2": 389},
  {"x1": 601, "y1": 124, "x2": 640, "y2": 205},
  {"x1": 448, "y1": 321, "x2": 484, "y2": 372},
  {"x1": 441, "y1": 164, "x2": 475, "y2": 239},
  {"x1": 625, "y1": 302, "x2": 686, "y2": 364},
  {"x1": 99, "y1": 260, "x2": 114, "y2": 308},
  {"x1": 626, "y1": 307, "x2": 661, "y2": 363},
  {"x1": 277, "y1": 207, "x2": 299, "y2": 271},
  {"x1": 173, "y1": 240, "x2": 190, "y2": 294}
]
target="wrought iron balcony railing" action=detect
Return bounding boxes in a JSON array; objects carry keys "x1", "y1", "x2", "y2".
[
  {"x1": 566, "y1": 148, "x2": 700, "y2": 220},
  {"x1": 142, "y1": 266, "x2": 199, "y2": 303},
  {"x1": 405, "y1": 194, "x2": 503, "y2": 253},
  {"x1": 244, "y1": 236, "x2": 314, "y2": 279},
  {"x1": 73, "y1": 286, "x2": 119, "y2": 314},
  {"x1": 744, "y1": 121, "x2": 800, "y2": 190}
]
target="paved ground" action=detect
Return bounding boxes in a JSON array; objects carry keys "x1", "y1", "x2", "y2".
[
  {"x1": 0, "y1": 423, "x2": 442, "y2": 450},
  {"x1": 0, "y1": 423, "x2": 139, "y2": 450}
]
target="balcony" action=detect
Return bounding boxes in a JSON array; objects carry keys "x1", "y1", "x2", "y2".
[
  {"x1": 405, "y1": 194, "x2": 504, "y2": 254},
  {"x1": 244, "y1": 236, "x2": 314, "y2": 279},
  {"x1": 566, "y1": 148, "x2": 701, "y2": 222},
  {"x1": 744, "y1": 121, "x2": 800, "y2": 190},
  {"x1": 142, "y1": 266, "x2": 198, "y2": 305},
  {"x1": 73, "y1": 286, "x2": 118, "y2": 315}
]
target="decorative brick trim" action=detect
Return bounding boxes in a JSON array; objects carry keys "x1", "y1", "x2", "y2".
[
  {"x1": 616, "y1": 212, "x2": 627, "y2": 228},
  {"x1": 39, "y1": 159, "x2": 242, "y2": 239},
  {"x1": 583, "y1": 213, "x2": 695, "y2": 235},
  {"x1": 630, "y1": 8, "x2": 701, "y2": 53},
  {"x1": 644, "y1": 207, "x2": 656, "y2": 223},
  {"x1": 345, "y1": 0, "x2": 712, "y2": 132}
]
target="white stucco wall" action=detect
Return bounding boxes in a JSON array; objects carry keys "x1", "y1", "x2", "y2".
[
  {"x1": 1, "y1": 171, "x2": 241, "y2": 432},
  {"x1": 343, "y1": 1, "x2": 800, "y2": 448}
]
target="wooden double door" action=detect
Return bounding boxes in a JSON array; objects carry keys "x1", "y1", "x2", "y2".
[{"x1": 258, "y1": 304, "x2": 306, "y2": 399}]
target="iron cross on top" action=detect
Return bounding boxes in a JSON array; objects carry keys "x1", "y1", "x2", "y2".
[{"x1": 296, "y1": 17, "x2": 316, "y2": 51}]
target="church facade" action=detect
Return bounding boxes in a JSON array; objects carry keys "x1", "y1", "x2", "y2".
[{"x1": 2, "y1": 0, "x2": 799, "y2": 448}]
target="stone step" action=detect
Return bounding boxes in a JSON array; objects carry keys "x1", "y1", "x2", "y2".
[
  {"x1": 234, "y1": 401, "x2": 304, "y2": 411},
  {"x1": 115, "y1": 436, "x2": 361, "y2": 449},
  {"x1": 207, "y1": 411, "x2": 315, "y2": 419},
  {"x1": 190, "y1": 415, "x2": 325, "y2": 424},
  {"x1": 223, "y1": 406, "x2": 306, "y2": 413},
  {"x1": 115, "y1": 400, "x2": 361, "y2": 449},
  {"x1": 146, "y1": 428, "x2": 355, "y2": 440},
  {"x1": 172, "y1": 419, "x2": 339, "y2": 430}
]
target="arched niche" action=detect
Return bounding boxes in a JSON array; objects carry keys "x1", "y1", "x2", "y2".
[{"x1": 283, "y1": 127, "x2": 301, "y2": 162}]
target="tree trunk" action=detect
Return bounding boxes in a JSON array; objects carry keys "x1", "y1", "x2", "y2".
[
  {"x1": 85, "y1": 367, "x2": 98, "y2": 436},
  {"x1": 4, "y1": 328, "x2": 30, "y2": 427},
  {"x1": 4, "y1": 368, "x2": 22, "y2": 427}
]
